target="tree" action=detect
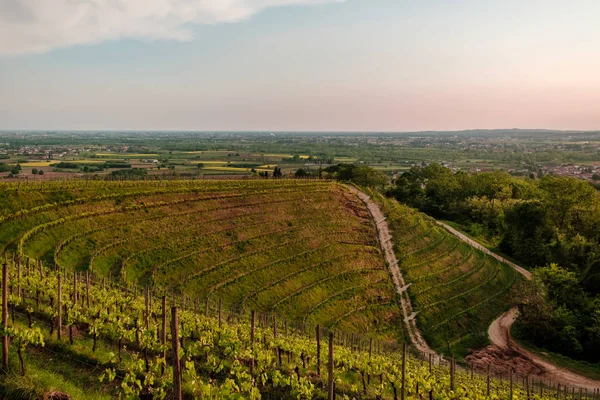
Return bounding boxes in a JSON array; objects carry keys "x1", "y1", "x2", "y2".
[
  {"x1": 38, "y1": 170, "x2": 44, "y2": 175},
  {"x1": 273, "y1": 167, "x2": 283, "y2": 177},
  {"x1": 31, "y1": 168, "x2": 38, "y2": 174},
  {"x1": 352, "y1": 165, "x2": 388, "y2": 188},
  {"x1": 537, "y1": 176, "x2": 597, "y2": 231},
  {"x1": 515, "y1": 264, "x2": 596, "y2": 358},
  {"x1": 502, "y1": 201, "x2": 552, "y2": 267},
  {"x1": 295, "y1": 168, "x2": 309, "y2": 177}
]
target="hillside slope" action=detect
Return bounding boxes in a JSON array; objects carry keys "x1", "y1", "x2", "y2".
[
  {"x1": 371, "y1": 191, "x2": 520, "y2": 356},
  {"x1": 2, "y1": 179, "x2": 399, "y2": 339}
]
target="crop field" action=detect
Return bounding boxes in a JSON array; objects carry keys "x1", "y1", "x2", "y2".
[
  {"x1": 372, "y1": 192, "x2": 519, "y2": 356},
  {"x1": 2, "y1": 256, "x2": 564, "y2": 399},
  {"x1": 94, "y1": 153, "x2": 160, "y2": 158},
  {"x1": 2, "y1": 179, "x2": 399, "y2": 339}
]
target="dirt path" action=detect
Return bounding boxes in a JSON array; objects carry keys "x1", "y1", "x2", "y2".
[
  {"x1": 471, "y1": 308, "x2": 600, "y2": 390},
  {"x1": 436, "y1": 223, "x2": 600, "y2": 389},
  {"x1": 346, "y1": 185, "x2": 434, "y2": 355},
  {"x1": 436, "y1": 221, "x2": 531, "y2": 280}
]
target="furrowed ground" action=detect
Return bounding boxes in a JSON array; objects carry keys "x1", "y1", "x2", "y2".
[
  {"x1": 370, "y1": 191, "x2": 520, "y2": 357},
  {"x1": 2, "y1": 179, "x2": 400, "y2": 340}
]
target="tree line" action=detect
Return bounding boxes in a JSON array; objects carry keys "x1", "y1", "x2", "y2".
[{"x1": 388, "y1": 164, "x2": 600, "y2": 361}]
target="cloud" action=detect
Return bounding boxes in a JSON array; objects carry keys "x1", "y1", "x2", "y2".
[{"x1": 0, "y1": 0, "x2": 344, "y2": 56}]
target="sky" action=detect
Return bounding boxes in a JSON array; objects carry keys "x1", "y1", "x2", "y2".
[{"x1": 1, "y1": 0, "x2": 599, "y2": 131}]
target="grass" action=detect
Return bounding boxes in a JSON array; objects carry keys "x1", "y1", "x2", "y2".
[
  {"x1": 0, "y1": 316, "x2": 114, "y2": 400},
  {"x1": 0, "y1": 360, "x2": 112, "y2": 400}
]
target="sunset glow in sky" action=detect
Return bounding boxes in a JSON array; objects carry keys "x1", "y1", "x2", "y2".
[{"x1": 1, "y1": 0, "x2": 599, "y2": 131}]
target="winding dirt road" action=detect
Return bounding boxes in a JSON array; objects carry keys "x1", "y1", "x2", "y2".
[
  {"x1": 347, "y1": 185, "x2": 434, "y2": 355},
  {"x1": 437, "y1": 222, "x2": 600, "y2": 390},
  {"x1": 347, "y1": 191, "x2": 599, "y2": 389}
]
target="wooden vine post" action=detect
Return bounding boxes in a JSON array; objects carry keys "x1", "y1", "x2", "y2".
[
  {"x1": 429, "y1": 353, "x2": 432, "y2": 374},
  {"x1": 401, "y1": 342, "x2": 407, "y2": 400},
  {"x1": 316, "y1": 325, "x2": 321, "y2": 376},
  {"x1": 85, "y1": 270, "x2": 90, "y2": 309},
  {"x1": 73, "y1": 271, "x2": 78, "y2": 304},
  {"x1": 145, "y1": 286, "x2": 150, "y2": 329},
  {"x1": 218, "y1": 299, "x2": 222, "y2": 328},
  {"x1": 450, "y1": 356, "x2": 455, "y2": 391},
  {"x1": 2, "y1": 261, "x2": 8, "y2": 368},
  {"x1": 57, "y1": 273, "x2": 62, "y2": 340},
  {"x1": 328, "y1": 331, "x2": 335, "y2": 400},
  {"x1": 487, "y1": 364, "x2": 491, "y2": 397},
  {"x1": 161, "y1": 295, "x2": 167, "y2": 375},
  {"x1": 250, "y1": 310, "x2": 256, "y2": 376},
  {"x1": 171, "y1": 306, "x2": 182, "y2": 400},
  {"x1": 17, "y1": 259, "x2": 21, "y2": 298}
]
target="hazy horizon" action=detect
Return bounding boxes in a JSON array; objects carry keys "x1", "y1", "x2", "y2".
[{"x1": 2, "y1": 0, "x2": 599, "y2": 131}]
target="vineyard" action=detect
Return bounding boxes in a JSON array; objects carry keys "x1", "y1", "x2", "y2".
[
  {"x1": 1, "y1": 180, "x2": 398, "y2": 338},
  {"x1": 371, "y1": 191, "x2": 520, "y2": 356},
  {"x1": 0, "y1": 179, "x2": 594, "y2": 398},
  {"x1": 1, "y1": 256, "x2": 592, "y2": 399}
]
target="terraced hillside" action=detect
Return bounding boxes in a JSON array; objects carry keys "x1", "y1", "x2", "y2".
[
  {"x1": 2, "y1": 179, "x2": 399, "y2": 338},
  {"x1": 372, "y1": 191, "x2": 520, "y2": 356}
]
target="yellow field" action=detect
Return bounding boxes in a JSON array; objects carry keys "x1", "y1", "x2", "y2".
[
  {"x1": 190, "y1": 161, "x2": 229, "y2": 165},
  {"x1": 16, "y1": 161, "x2": 53, "y2": 167},
  {"x1": 263, "y1": 153, "x2": 310, "y2": 159},
  {"x1": 334, "y1": 157, "x2": 358, "y2": 162},
  {"x1": 95, "y1": 153, "x2": 159, "y2": 157},
  {"x1": 64, "y1": 160, "x2": 111, "y2": 164},
  {"x1": 202, "y1": 166, "x2": 273, "y2": 173},
  {"x1": 202, "y1": 166, "x2": 253, "y2": 172},
  {"x1": 182, "y1": 151, "x2": 236, "y2": 155}
]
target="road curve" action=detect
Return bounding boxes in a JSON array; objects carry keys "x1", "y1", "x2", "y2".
[
  {"x1": 488, "y1": 308, "x2": 600, "y2": 390},
  {"x1": 346, "y1": 185, "x2": 434, "y2": 355},
  {"x1": 437, "y1": 222, "x2": 600, "y2": 389}
]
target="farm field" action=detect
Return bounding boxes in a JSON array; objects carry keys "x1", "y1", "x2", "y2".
[
  {"x1": 2, "y1": 255, "x2": 567, "y2": 399},
  {"x1": 3, "y1": 179, "x2": 400, "y2": 340},
  {"x1": 370, "y1": 191, "x2": 520, "y2": 357},
  {"x1": 0, "y1": 178, "x2": 591, "y2": 399}
]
